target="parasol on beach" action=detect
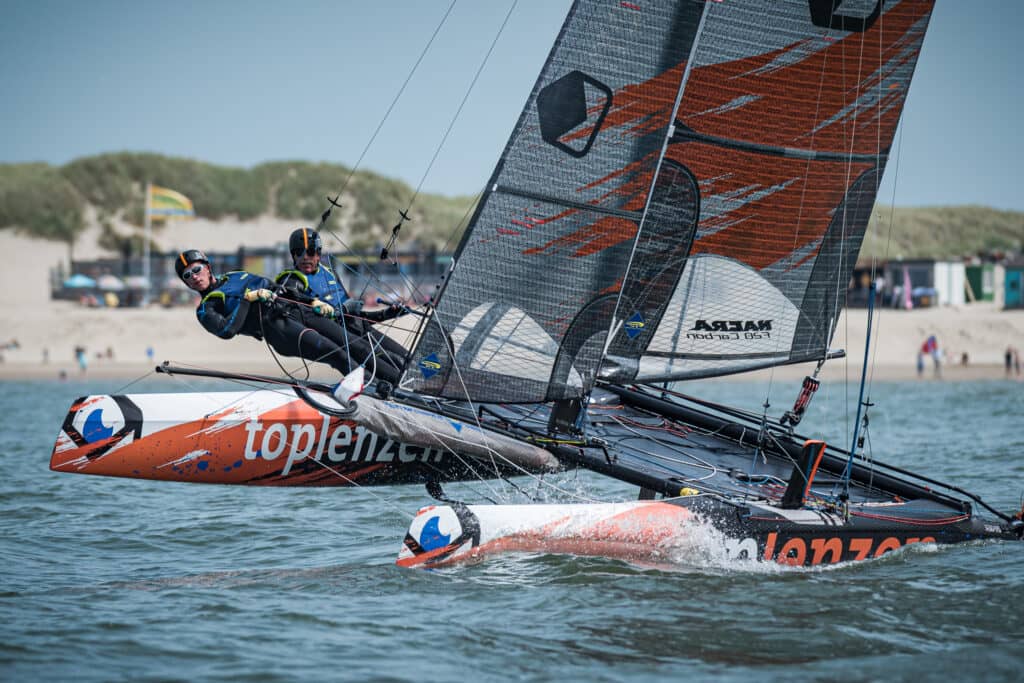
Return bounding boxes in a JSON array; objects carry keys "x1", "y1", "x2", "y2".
[
  {"x1": 96, "y1": 274, "x2": 126, "y2": 291},
  {"x1": 123, "y1": 275, "x2": 150, "y2": 289},
  {"x1": 63, "y1": 274, "x2": 96, "y2": 288}
]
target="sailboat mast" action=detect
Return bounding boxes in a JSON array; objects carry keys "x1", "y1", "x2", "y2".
[
  {"x1": 599, "y1": 3, "x2": 711, "y2": 380},
  {"x1": 841, "y1": 281, "x2": 877, "y2": 492}
]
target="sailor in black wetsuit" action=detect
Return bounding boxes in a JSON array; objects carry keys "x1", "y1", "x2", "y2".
[
  {"x1": 175, "y1": 249, "x2": 355, "y2": 375},
  {"x1": 274, "y1": 228, "x2": 407, "y2": 386}
]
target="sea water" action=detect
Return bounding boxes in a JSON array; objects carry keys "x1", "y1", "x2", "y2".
[{"x1": 2, "y1": 376, "x2": 1022, "y2": 682}]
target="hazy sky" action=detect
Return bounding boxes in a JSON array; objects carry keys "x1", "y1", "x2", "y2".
[{"x1": 3, "y1": 1, "x2": 1022, "y2": 209}]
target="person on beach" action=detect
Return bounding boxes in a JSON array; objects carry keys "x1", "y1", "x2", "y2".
[
  {"x1": 175, "y1": 249, "x2": 360, "y2": 377},
  {"x1": 920, "y1": 335, "x2": 941, "y2": 378},
  {"x1": 74, "y1": 345, "x2": 88, "y2": 374},
  {"x1": 273, "y1": 227, "x2": 407, "y2": 385}
]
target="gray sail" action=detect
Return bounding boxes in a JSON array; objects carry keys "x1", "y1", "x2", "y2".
[
  {"x1": 404, "y1": 0, "x2": 704, "y2": 402},
  {"x1": 404, "y1": 0, "x2": 934, "y2": 401}
]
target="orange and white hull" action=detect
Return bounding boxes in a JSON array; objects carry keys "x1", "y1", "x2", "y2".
[
  {"x1": 50, "y1": 391, "x2": 558, "y2": 487},
  {"x1": 396, "y1": 501, "x2": 700, "y2": 568}
]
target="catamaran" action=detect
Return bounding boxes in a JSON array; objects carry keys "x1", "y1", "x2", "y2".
[{"x1": 51, "y1": 0, "x2": 1023, "y2": 568}]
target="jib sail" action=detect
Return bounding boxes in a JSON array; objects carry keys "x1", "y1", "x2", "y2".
[{"x1": 607, "y1": 0, "x2": 934, "y2": 382}]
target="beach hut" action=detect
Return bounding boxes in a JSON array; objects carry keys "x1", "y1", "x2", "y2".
[
  {"x1": 933, "y1": 261, "x2": 966, "y2": 306},
  {"x1": 883, "y1": 259, "x2": 965, "y2": 308},
  {"x1": 964, "y1": 264, "x2": 995, "y2": 302},
  {"x1": 1004, "y1": 258, "x2": 1024, "y2": 309}
]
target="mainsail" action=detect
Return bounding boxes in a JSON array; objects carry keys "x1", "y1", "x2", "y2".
[
  {"x1": 404, "y1": 0, "x2": 933, "y2": 401},
  {"x1": 406, "y1": 0, "x2": 704, "y2": 403}
]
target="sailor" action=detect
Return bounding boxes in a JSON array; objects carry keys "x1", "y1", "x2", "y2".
[
  {"x1": 175, "y1": 249, "x2": 356, "y2": 376},
  {"x1": 274, "y1": 228, "x2": 407, "y2": 385}
]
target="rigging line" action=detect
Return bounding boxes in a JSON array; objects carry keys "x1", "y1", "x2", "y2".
[
  {"x1": 333, "y1": 0, "x2": 458, "y2": 204},
  {"x1": 320, "y1": 237, "x2": 422, "y2": 312},
  {"x1": 855, "y1": 9, "x2": 887, "y2": 502},
  {"x1": 163, "y1": 368, "x2": 305, "y2": 406},
  {"x1": 605, "y1": 416, "x2": 719, "y2": 480},
  {"x1": 415, "y1": 314, "x2": 510, "y2": 476},
  {"x1": 406, "y1": 185, "x2": 483, "y2": 349},
  {"x1": 363, "y1": 0, "x2": 519, "y2": 302},
  {"x1": 400, "y1": 321, "x2": 511, "y2": 500},
  {"x1": 866, "y1": 3, "x2": 885, "y2": 290},
  {"x1": 257, "y1": 296, "x2": 404, "y2": 390},
  {"x1": 310, "y1": 4, "x2": 461, "y2": 309},
  {"x1": 866, "y1": 3, "x2": 909, "y2": 396},
  {"x1": 868, "y1": 121, "x2": 905, "y2": 391},
  {"x1": 828, "y1": 17, "x2": 871, "y2": 450},
  {"x1": 403, "y1": 0, "x2": 518, "y2": 214},
  {"x1": 414, "y1": 311, "x2": 606, "y2": 504},
  {"x1": 317, "y1": 249, "x2": 417, "y2": 343},
  {"x1": 158, "y1": 359, "x2": 303, "y2": 396},
  {"x1": 439, "y1": 186, "x2": 485, "y2": 256},
  {"x1": 406, "y1": 183, "x2": 484, "y2": 359},
  {"x1": 762, "y1": 8, "x2": 836, "y2": 404},
  {"x1": 257, "y1": 303, "x2": 315, "y2": 389},
  {"x1": 110, "y1": 369, "x2": 157, "y2": 395},
  {"x1": 369, "y1": 399, "x2": 604, "y2": 505},
  {"x1": 302, "y1": 459, "x2": 418, "y2": 520},
  {"x1": 840, "y1": 281, "x2": 876, "y2": 495}
]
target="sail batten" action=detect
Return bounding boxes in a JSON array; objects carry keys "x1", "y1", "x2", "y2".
[
  {"x1": 494, "y1": 186, "x2": 645, "y2": 221},
  {"x1": 670, "y1": 125, "x2": 889, "y2": 163}
]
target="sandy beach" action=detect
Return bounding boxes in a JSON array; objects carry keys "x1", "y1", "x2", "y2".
[{"x1": 1, "y1": 226, "x2": 1022, "y2": 384}]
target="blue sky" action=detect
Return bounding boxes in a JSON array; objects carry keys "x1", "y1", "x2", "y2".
[{"x1": 3, "y1": 1, "x2": 1022, "y2": 209}]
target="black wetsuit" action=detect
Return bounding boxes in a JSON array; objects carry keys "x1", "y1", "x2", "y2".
[
  {"x1": 274, "y1": 265, "x2": 406, "y2": 384},
  {"x1": 195, "y1": 271, "x2": 354, "y2": 375}
]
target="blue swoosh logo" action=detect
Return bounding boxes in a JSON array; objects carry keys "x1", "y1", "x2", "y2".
[
  {"x1": 418, "y1": 516, "x2": 452, "y2": 551},
  {"x1": 83, "y1": 409, "x2": 115, "y2": 442}
]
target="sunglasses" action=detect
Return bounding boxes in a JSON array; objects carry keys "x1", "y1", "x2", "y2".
[
  {"x1": 291, "y1": 248, "x2": 320, "y2": 258},
  {"x1": 181, "y1": 264, "x2": 205, "y2": 281}
]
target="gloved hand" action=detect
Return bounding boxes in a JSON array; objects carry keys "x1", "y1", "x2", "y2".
[
  {"x1": 311, "y1": 299, "x2": 335, "y2": 317},
  {"x1": 244, "y1": 288, "x2": 276, "y2": 303},
  {"x1": 342, "y1": 299, "x2": 364, "y2": 315},
  {"x1": 386, "y1": 303, "x2": 405, "y2": 319}
]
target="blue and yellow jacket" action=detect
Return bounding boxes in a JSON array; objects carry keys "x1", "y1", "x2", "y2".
[
  {"x1": 274, "y1": 264, "x2": 348, "y2": 305},
  {"x1": 196, "y1": 271, "x2": 273, "y2": 339}
]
